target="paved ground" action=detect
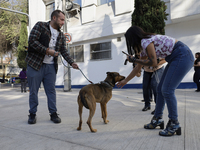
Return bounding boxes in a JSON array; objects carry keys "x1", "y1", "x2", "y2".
[{"x1": 0, "y1": 86, "x2": 200, "y2": 150}]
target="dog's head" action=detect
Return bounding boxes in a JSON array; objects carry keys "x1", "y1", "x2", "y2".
[{"x1": 105, "y1": 72, "x2": 125, "y2": 86}]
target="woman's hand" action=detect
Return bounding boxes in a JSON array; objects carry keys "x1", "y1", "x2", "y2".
[
  {"x1": 127, "y1": 55, "x2": 136, "y2": 63},
  {"x1": 116, "y1": 79, "x2": 128, "y2": 88}
]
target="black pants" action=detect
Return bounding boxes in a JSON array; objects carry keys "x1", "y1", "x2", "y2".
[{"x1": 21, "y1": 79, "x2": 27, "y2": 92}]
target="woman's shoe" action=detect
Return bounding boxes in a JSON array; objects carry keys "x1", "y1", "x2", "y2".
[
  {"x1": 159, "y1": 119, "x2": 181, "y2": 136},
  {"x1": 144, "y1": 116, "x2": 164, "y2": 129}
]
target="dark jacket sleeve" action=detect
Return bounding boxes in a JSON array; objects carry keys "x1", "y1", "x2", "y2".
[{"x1": 28, "y1": 22, "x2": 49, "y2": 55}]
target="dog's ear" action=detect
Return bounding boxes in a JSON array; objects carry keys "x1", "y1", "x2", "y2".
[{"x1": 107, "y1": 72, "x2": 114, "y2": 77}]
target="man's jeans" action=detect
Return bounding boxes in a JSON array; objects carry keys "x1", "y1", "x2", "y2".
[
  {"x1": 155, "y1": 41, "x2": 194, "y2": 120},
  {"x1": 27, "y1": 64, "x2": 57, "y2": 114},
  {"x1": 143, "y1": 66, "x2": 164, "y2": 107}
]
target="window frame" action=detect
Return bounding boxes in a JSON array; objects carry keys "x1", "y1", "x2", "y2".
[
  {"x1": 90, "y1": 41, "x2": 112, "y2": 61},
  {"x1": 69, "y1": 45, "x2": 84, "y2": 63}
]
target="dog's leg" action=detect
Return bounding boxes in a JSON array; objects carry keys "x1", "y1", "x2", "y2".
[
  {"x1": 101, "y1": 103, "x2": 109, "y2": 124},
  {"x1": 86, "y1": 101, "x2": 97, "y2": 132},
  {"x1": 77, "y1": 96, "x2": 83, "y2": 131},
  {"x1": 100, "y1": 103, "x2": 105, "y2": 120}
]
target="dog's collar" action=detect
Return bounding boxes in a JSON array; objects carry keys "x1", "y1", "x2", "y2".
[{"x1": 100, "y1": 81, "x2": 114, "y2": 88}]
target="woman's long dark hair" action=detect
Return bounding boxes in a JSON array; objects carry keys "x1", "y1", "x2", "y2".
[
  {"x1": 125, "y1": 26, "x2": 155, "y2": 55},
  {"x1": 194, "y1": 52, "x2": 200, "y2": 65}
]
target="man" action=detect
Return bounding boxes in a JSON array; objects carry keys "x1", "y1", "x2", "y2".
[{"x1": 26, "y1": 10, "x2": 78, "y2": 124}]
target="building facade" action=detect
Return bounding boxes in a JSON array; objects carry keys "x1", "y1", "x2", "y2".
[{"x1": 28, "y1": 0, "x2": 199, "y2": 88}]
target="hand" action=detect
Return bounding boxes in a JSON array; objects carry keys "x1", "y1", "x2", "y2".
[
  {"x1": 47, "y1": 49, "x2": 59, "y2": 57},
  {"x1": 127, "y1": 56, "x2": 136, "y2": 63},
  {"x1": 116, "y1": 79, "x2": 127, "y2": 88},
  {"x1": 71, "y1": 63, "x2": 79, "y2": 69}
]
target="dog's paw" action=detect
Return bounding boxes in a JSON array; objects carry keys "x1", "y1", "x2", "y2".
[
  {"x1": 91, "y1": 129, "x2": 97, "y2": 132},
  {"x1": 104, "y1": 120, "x2": 109, "y2": 124},
  {"x1": 77, "y1": 127, "x2": 81, "y2": 131}
]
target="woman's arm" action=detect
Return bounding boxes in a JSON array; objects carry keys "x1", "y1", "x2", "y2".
[{"x1": 116, "y1": 63, "x2": 143, "y2": 88}]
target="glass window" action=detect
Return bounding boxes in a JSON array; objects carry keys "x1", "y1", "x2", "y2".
[
  {"x1": 73, "y1": 0, "x2": 82, "y2": 6},
  {"x1": 97, "y1": 0, "x2": 114, "y2": 5},
  {"x1": 90, "y1": 42, "x2": 111, "y2": 60},
  {"x1": 46, "y1": 2, "x2": 55, "y2": 20},
  {"x1": 70, "y1": 45, "x2": 84, "y2": 62}
]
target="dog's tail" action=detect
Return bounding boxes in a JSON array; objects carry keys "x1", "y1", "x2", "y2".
[{"x1": 80, "y1": 92, "x2": 89, "y2": 109}]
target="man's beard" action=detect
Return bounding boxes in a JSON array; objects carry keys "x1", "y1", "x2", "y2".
[
  {"x1": 54, "y1": 19, "x2": 61, "y2": 30},
  {"x1": 55, "y1": 23, "x2": 60, "y2": 30}
]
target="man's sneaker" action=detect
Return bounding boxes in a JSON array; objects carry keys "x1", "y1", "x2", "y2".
[
  {"x1": 28, "y1": 113, "x2": 36, "y2": 124},
  {"x1": 50, "y1": 112, "x2": 61, "y2": 123}
]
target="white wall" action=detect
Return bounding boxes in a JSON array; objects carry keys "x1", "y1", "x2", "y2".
[
  {"x1": 29, "y1": 0, "x2": 46, "y2": 29},
  {"x1": 69, "y1": 36, "x2": 143, "y2": 85},
  {"x1": 170, "y1": 0, "x2": 200, "y2": 22},
  {"x1": 68, "y1": 1, "x2": 132, "y2": 42},
  {"x1": 165, "y1": 18, "x2": 200, "y2": 82},
  {"x1": 61, "y1": 1, "x2": 135, "y2": 86}
]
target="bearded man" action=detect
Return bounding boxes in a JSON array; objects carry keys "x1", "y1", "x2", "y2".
[{"x1": 26, "y1": 10, "x2": 78, "y2": 124}]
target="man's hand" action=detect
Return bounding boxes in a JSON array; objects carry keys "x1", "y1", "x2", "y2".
[
  {"x1": 47, "y1": 49, "x2": 59, "y2": 57},
  {"x1": 71, "y1": 63, "x2": 79, "y2": 69}
]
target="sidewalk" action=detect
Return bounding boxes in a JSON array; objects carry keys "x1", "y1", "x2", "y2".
[{"x1": 0, "y1": 87, "x2": 200, "y2": 150}]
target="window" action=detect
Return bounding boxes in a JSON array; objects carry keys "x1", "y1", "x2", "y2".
[
  {"x1": 97, "y1": 0, "x2": 114, "y2": 5},
  {"x1": 90, "y1": 42, "x2": 111, "y2": 60},
  {"x1": 70, "y1": 45, "x2": 84, "y2": 62},
  {"x1": 73, "y1": 0, "x2": 82, "y2": 7},
  {"x1": 46, "y1": 2, "x2": 55, "y2": 20}
]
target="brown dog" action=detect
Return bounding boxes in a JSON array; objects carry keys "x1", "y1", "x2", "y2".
[{"x1": 77, "y1": 72, "x2": 125, "y2": 132}]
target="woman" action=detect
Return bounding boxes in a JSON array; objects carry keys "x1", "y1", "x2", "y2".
[
  {"x1": 117, "y1": 26, "x2": 194, "y2": 136},
  {"x1": 193, "y1": 52, "x2": 200, "y2": 92}
]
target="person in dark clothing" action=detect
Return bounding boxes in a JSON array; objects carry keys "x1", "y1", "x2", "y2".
[
  {"x1": 19, "y1": 67, "x2": 27, "y2": 93},
  {"x1": 142, "y1": 58, "x2": 165, "y2": 114},
  {"x1": 193, "y1": 52, "x2": 200, "y2": 92},
  {"x1": 26, "y1": 10, "x2": 78, "y2": 125}
]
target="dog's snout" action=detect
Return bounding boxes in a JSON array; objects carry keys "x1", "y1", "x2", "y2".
[{"x1": 119, "y1": 75, "x2": 125, "y2": 81}]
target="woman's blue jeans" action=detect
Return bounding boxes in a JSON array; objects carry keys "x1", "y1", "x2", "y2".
[{"x1": 154, "y1": 41, "x2": 194, "y2": 120}]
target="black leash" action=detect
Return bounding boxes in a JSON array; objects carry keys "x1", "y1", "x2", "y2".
[{"x1": 59, "y1": 54, "x2": 94, "y2": 84}]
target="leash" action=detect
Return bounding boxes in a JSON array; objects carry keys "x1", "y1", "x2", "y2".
[
  {"x1": 59, "y1": 54, "x2": 94, "y2": 84},
  {"x1": 78, "y1": 68, "x2": 94, "y2": 84}
]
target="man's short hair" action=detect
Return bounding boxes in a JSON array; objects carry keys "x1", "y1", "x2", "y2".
[{"x1": 51, "y1": 10, "x2": 65, "y2": 20}]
